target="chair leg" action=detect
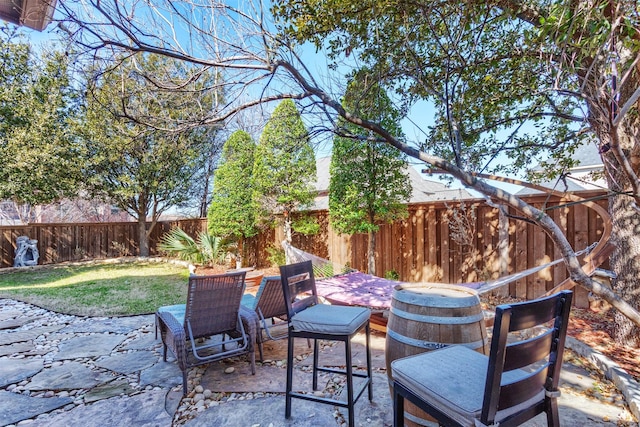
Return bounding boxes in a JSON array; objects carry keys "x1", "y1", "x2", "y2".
[
  {"x1": 255, "y1": 325, "x2": 264, "y2": 363},
  {"x1": 346, "y1": 339, "x2": 355, "y2": 427},
  {"x1": 257, "y1": 340, "x2": 264, "y2": 363},
  {"x1": 366, "y1": 322, "x2": 373, "y2": 400},
  {"x1": 312, "y1": 338, "x2": 320, "y2": 390},
  {"x1": 285, "y1": 334, "x2": 294, "y2": 419},
  {"x1": 546, "y1": 396, "x2": 560, "y2": 427},
  {"x1": 393, "y1": 384, "x2": 404, "y2": 427},
  {"x1": 182, "y1": 370, "x2": 188, "y2": 396}
]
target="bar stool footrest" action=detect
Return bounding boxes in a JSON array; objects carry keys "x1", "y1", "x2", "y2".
[{"x1": 290, "y1": 377, "x2": 371, "y2": 409}]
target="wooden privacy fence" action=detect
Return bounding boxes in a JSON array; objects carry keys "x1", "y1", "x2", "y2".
[
  {"x1": 1, "y1": 191, "x2": 609, "y2": 307},
  {"x1": 0, "y1": 219, "x2": 208, "y2": 268},
  {"x1": 290, "y1": 190, "x2": 610, "y2": 308}
]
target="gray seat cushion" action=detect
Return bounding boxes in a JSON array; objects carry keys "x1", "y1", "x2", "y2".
[
  {"x1": 241, "y1": 294, "x2": 257, "y2": 310},
  {"x1": 391, "y1": 345, "x2": 544, "y2": 427},
  {"x1": 158, "y1": 304, "x2": 186, "y2": 325},
  {"x1": 291, "y1": 304, "x2": 370, "y2": 335}
]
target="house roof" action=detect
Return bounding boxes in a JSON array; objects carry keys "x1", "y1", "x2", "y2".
[
  {"x1": 309, "y1": 156, "x2": 471, "y2": 211},
  {"x1": 570, "y1": 142, "x2": 604, "y2": 168},
  {"x1": 0, "y1": 0, "x2": 56, "y2": 31},
  {"x1": 517, "y1": 143, "x2": 606, "y2": 195}
]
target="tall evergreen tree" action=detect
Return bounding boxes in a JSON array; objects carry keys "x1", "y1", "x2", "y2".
[
  {"x1": 208, "y1": 130, "x2": 257, "y2": 266},
  {"x1": 253, "y1": 99, "x2": 316, "y2": 242},
  {"x1": 329, "y1": 71, "x2": 411, "y2": 275}
]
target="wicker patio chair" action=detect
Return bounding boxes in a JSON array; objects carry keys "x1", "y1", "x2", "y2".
[
  {"x1": 156, "y1": 271, "x2": 257, "y2": 395},
  {"x1": 241, "y1": 276, "x2": 290, "y2": 361}
]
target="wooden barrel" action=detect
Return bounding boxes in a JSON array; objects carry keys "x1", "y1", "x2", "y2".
[{"x1": 385, "y1": 283, "x2": 488, "y2": 426}]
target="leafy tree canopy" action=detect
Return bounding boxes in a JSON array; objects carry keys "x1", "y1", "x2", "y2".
[
  {"x1": 330, "y1": 70, "x2": 411, "y2": 235},
  {"x1": 77, "y1": 53, "x2": 222, "y2": 255},
  {"x1": 0, "y1": 26, "x2": 82, "y2": 208},
  {"x1": 273, "y1": 0, "x2": 597, "y2": 180}
]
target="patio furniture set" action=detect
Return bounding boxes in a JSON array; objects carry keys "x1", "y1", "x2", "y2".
[{"x1": 155, "y1": 260, "x2": 572, "y2": 427}]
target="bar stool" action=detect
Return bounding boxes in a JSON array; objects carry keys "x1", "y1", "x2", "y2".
[{"x1": 279, "y1": 260, "x2": 372, "y2": 427}]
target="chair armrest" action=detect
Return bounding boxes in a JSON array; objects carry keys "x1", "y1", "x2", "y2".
[
  {"x1": 239, "y1": 305, "x2": 258, "y2": 352},
  {"x1": 157, "y1": 310, "x2": 188, "y2": 370}
]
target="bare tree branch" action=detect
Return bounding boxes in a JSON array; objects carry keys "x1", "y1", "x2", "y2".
[{"x1": 53, "y1": 0, "x2": 640, "y2": 326}]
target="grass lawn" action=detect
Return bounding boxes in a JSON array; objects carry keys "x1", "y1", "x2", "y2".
[{"x1": 0, "y1": 261, "x2": 190, "y2": 317}]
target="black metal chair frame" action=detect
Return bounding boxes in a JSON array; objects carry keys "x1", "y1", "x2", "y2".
[
  {"x1": 280, "y1": 260, "x2": 373, "y2": 427},
  {"x1": 392, "y1": 290, "x2": 573, "y2": 427}
]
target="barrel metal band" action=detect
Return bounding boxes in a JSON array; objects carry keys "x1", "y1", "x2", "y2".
[
  {"x1": 387, "y1": 328, "x2": 487, "y2": 350},
  {"x1": 390, "y1": 306, "x2": 484, "y2": 324},
  {"x1": 392, "y1": 289, "x2": 480, "y2": 308}
]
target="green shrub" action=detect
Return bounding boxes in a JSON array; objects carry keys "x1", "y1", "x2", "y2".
[
  {"x1": 266, "y1": 245, "x2": 286, "y2": 267},
  {"x1": 292, "y1": 215, "x2": 320, "y2": 235},
  {"x1": 384, "y1": 270, "x2": 400, "y2": 280}
]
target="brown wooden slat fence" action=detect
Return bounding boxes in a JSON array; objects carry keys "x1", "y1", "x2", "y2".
[
  {"x1": 0, "y1": 219, "x2": 208, "y2": 268},
  {"x1": 1, "y1": 191, "x2": 609, "y2": 307},
  {"x1": 290, "y1": 191, "x2": 609, "y2": 307}
]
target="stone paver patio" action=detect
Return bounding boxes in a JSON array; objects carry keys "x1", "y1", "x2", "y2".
[{"x1": 0, "y1": 298, "x2": 638, "y2": 427}]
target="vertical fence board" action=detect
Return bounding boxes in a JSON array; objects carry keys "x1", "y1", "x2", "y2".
[
  {"x1": 405, "y1": 209, "x2": 414, "y2": 280},
  {"x1": 532, "y1": 210, "x2": 548, "y2": 300},
  {"x1": 513, "y1": 209, "x2": 528, "y2": 299},
  {"x1": 573, "y1": 203, "x2": 591, "y2": 307},
  {"x1": 496, "y1": 207, "x2": 509, "y2": 296},
  {"x1": 552, "y1": 201, "x2": 569, "y2": 287},
  {"x1": 482, "y1": 207, "x2": 497, "y2": 282},
  {"x1": 414, "y1": 207, "x2": 422, "y2": 281},
  {"x1": 440, "y1": 209, "x2": 450, "y2": 283}
]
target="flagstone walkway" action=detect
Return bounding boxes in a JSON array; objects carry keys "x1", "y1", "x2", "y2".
[{"x1": 0, "y1": 298, "x2": 638, "y2": 427}]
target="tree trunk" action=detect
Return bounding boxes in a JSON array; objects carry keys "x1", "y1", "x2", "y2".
[
  {"x1": 603, "y1": 121, "x2": 640, "y2": 345},
  {"x1": 284, "y1": 213, "x2": 292, "y2": 243},
  {"x1": 237, "y1": 237, "x2": 244, "y2": 268},
  {"x1": 368, "y1": 230, "x2": 376, "y2": 275},
  {"x1": 609, "y1": 190, "x2": 640, "y2": 346},
  {"x1": 593, "y1": 69, "x2": 640, "y2": 345},
  {"x1": 138, "y1": 216, "x2": 149, "y2": 257}
]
